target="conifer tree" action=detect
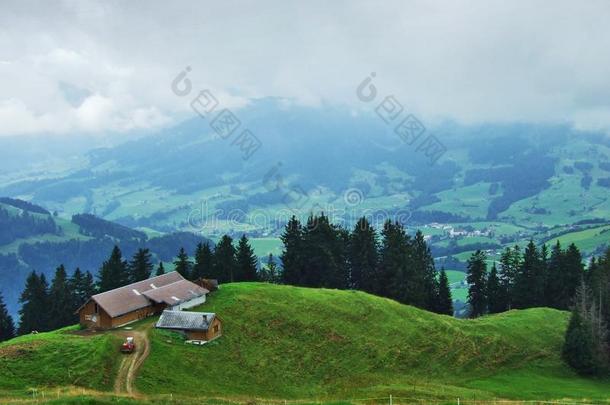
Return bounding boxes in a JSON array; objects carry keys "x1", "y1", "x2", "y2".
[
  {"x1": 563, "y1": 308, "x2": 597, "y2": 375},
  {"x1": 18, "y1": 272, "x2": 49, "y2": 334},
  {"x1": 192, "y1": 242, "x2": 214, "y2": 280},
  {"x1": 173, "y1": 247, "x2": 193, "y2": 280},
  {"x1": 129, "y1": 248, "x2": 153, "y2": 282},
  {"x1": 377, "y1": 220, "x2": 409, "y2": 301},
  {"x1": 235, "y1": 235, "x2": 258, "y2": 281},
  {"x1": 467, "y1": 250, "x2": 488, "y2": 318},
  {"x1": 436, "y1": 268, "x2": 454, "y2": 316},
  {"x1": 545, "y1": 241, "x2": 565, "y2": 309},
  {"x1": 69, "y1": 267, "x2": 85, "y2": 312},
  {"x1": 156, "y1": 261, "x2": 166, "y2": 276},
  {"x1": 498, "y1": 245, "x2": 520, "y2": 310},
  {"x1": 299, "y1": 214, "x2": 347, "y2": 288},
  {"x1": 281, "y1": 216, "x2": 304, "y2": 285},
  {"x1": 563, "y1": 282, "x2": 608, "y2": 375},
  {"x1": 214, "y1": 236, "x2": 236, "y2": 283},
  {"x1": 82, "y1": 271, "x2": 96, "y2": 299},
  {"x1": 586, "y1": 248, "x2": 610, "y2": 345},
  {"x1": 561, "y1": 243, "x2": 585, "y2": 308},
  {"x1": 348, "y1": 217, "x2": 378, "y2": 292},
  {"x1": 260, "y1": 253, "x2": 280, "y2": 283},
  {"x1": 408, "y1": 230, "x2": 437, "y2": 311},
  {"x1": 486, "y1": 263, "x2": 503, "y2": 314},
  {"x1": 48, "y1": 265, "x2": 73, "y2": 329},
  {"x1": 514, "y1": 240, "x2": 541, "y2": 308},
  {"x1": 0, "y1": 292, "x2": 15, "y2": 342},
  {"x1": 97, "y1": 246, "x2": 129, "y2": 292}
]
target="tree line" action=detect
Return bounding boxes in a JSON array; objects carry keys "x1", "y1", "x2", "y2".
[
  {"x1": 464, "y1": 242, "x2": 610, "y2": 376},
  {"x1": 465, "y1": 241, "x2": 584, "y2": 317},
  {"x1": 562, "y1": 249, "x2": 610, "y2": 376},
  {"x1": 0, "y1": 234, "x2": 263, "y2": 340},
  {"x1": 280, "y1": 215, "x2": 453, "y2": 316}
]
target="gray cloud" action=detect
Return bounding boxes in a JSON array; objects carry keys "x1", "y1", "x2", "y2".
[{"x1": 1, "y1": 0, "x2": 609, "y2": 136}]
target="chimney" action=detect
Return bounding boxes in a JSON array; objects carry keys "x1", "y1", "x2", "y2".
[{"x1": 202, "y1": 314, "x2": 208, "y2": 322}]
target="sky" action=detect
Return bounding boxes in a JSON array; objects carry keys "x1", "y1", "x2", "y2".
[{"x1": 1, "y1": 0, "x2": 609, "y2": 136}]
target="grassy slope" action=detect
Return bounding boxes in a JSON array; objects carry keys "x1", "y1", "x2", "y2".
[
  {"x1": 546, "y1": 225, "x2": 610, "y2": 255},
  {"x1": 139, "y1": 283, "x2": 609, "y2": 401},
  {"x1": 0, "y1": 327, "x2": 121, "y2": 397}
]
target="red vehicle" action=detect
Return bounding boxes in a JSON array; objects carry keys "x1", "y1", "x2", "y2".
[{"x1": 121, "y1": 337, "x2": 135, "y2": 354}]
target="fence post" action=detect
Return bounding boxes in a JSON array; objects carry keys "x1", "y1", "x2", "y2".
[
  {"x1": 457, "y1": 398, "x2": 460, "y2": 405},
  {"x1": 389, "y1": 394, "x2": 392, "y2": 405}
]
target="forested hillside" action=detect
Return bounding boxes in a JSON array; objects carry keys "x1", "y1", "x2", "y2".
[
  {"x1": 1, "y1": 101, "x2": 608, "y2": 269},
  {"x1": 0, "y1": 199, "x2": 212, "y2": 317}
]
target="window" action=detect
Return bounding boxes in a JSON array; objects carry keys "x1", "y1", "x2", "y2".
[
  {"x1": 214, "y1": 325, "x2": 219, "y2": 334},
  {"x1": 94, "y1": 303, "x2": 99, "y2": 314}
]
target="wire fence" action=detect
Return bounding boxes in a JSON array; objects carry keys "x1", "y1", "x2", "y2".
[{"x1": 2, "y1": 390, "x2": 609, "y2": 405}]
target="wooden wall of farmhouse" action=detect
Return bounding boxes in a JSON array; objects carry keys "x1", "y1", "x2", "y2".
[
  {"x1": 110, "y1": 306, "x2": 157, "y2": 328},
  {"x1": 79, "y1": 301, "x2": 167, "y2": 330},
  {"x1": 79, "y1": 300, "x2": 113, "y2": 329}
]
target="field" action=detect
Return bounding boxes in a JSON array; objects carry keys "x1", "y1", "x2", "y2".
[
  {"x1": 138, "y1": 283, "x2": 610, "y2": 401},
  {"x1": 546, "y1": 225, "x2": 610, "y2": 255},
  {"x1": 0, "y1": 326, "x2": 120, "y2": 396},
  {"x1": 1, "y1": 284, "x2": 610, "y2": 403}
]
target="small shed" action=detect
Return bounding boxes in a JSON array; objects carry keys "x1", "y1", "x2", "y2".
[
  {"x1": 194, "y1": 278, "x2": 219, "y2": 292},
  {"x1": 155, "y1": 310, "x2": 222, "y2": 342}
]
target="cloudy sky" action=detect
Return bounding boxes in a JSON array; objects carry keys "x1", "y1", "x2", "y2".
[{"x1": 1, "y1": 0, "x2": 609, "y2": 136}]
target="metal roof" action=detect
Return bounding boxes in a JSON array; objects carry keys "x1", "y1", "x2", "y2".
[
  {"x1": 85, "y1": 272, "x2": 206, "y2": 318},
  {"x1": 142, "y1": 280, "x2": 209, "y2": 306},
  {"x1": 156, "y1": 310, "x2": 216, "y2": 331}
]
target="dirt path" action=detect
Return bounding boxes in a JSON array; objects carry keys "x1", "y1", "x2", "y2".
[{"x1": 113, "y1": 326, "x2": 151, "y2": 396}]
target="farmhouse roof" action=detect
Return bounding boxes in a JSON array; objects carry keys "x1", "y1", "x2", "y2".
[
  {"x1": 81, "y1": 271, "x2": 205, "y2": 318},
  {"x1": 142, "y1": 279, "x2": 209, "y2": 306},
  {"x1": 155, "y1": 310, "x2": 216, "y2": 331}
]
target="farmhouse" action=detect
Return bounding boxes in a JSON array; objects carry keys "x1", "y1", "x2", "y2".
[
  {"x1": 77, "y1": 271, "x2": 209, "y2": 330},
  {"x1": 155, "y1": 310, "x2": 222, "y2": 341}
]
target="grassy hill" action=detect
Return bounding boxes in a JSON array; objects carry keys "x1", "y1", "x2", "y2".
[
  {"x1": 1, "y1": 283, "x2": 609, "y2": 403},
  {"x1": 139, "y1": 284, "x2": 609, "y2": 401}
]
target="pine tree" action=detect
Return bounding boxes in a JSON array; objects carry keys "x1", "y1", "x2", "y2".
[
  {"x1": 466, "y1": 250, "x2": 487, "y2": 318},
  {"x1": 348, "y1": 217, "x2": 378, "y2": 292},
  {"x1": 563, "y1": 282, "x2": 608, "y2": 375},
  {"x1": 499, "y1": 245, "x2": 521, "y2": 311},
  {"x1": 436, "y1": 268, "x2": 454, "y2": 316},
  {"x1": 377, "y1": 220, "x2": 409, "y2": 301},
  {"x1": 545, "y1": 241, "x2": 564, "y2": 309},
  {"x1": 214, "y1": 236, "x2": 236, "y2": 283},
  {"x1": 486, "y1": 263, "x2": 503, "y2": 314},
  {"x1": 18, "y1": 272, "x2": 50, "y2": 334},
  {"x1": 82, "y1": 271, "x2": 96, "y2": 299},
  {"x1": 260, "y1": 253, "x2": 280, "y2": 283},
  {"x1": 408, "y1": 230, "x2": 437, "y2": 311},
  {"x1": 69, "y1": 267, "x2": 85, "y2": 312},
  {"x1": 156, "y1": 261, "x2": 166, "y2": 276},
  {"x1": 48, "y1": 265, "x2": 73, "y2": 330},
  {"x1": 300, "y1": 214, "x2": 329, "y2": 287},
  {"x1": 561, "y1": 243, "x2": 585, "y2": 309},
  {"x1": 514, "y1": 240, "x2": 541, "y2": 309},
  {"x1": 563, "y1": 307, "x2": 597, "y2": 375},
  {"x1": 173, "y1": 247, "x2": 193, "y2": 280},
  {"x1": 235, "y1": 235, "x2": 258, "y2": 281},
  {"x1": 586, "y1": 248, "x2": 610, "y2": 347},
  {"x1": 129, "y1": 248, "x2": 153, "y2": 282},
  {"x1": 97, "y1": 246, "x2": 129, "y2": 293},
  {"x1": 0, "y1": 292, "x2": 15, "y2": 342},
  {"x1": 280, "y1": 216, "x2": 304, "y2": 285},
  {"x1": 192, "y1": 242, "x2": 214, "y2": 280}
]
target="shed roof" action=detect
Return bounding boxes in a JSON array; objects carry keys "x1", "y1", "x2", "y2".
[
  {"x1": 156, "y1": 310, "x2": 216, "y2": 331},
  {"x1": 85, "y1": 271, "x2": 205, "y2": 318}
]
